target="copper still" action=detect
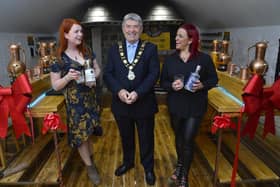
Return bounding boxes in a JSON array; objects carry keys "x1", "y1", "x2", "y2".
[
  {"x1": 38, "y1": 42, "x2": 50, "y2": 74},
  {"x1": 48, "y1": 41, "x2": 57, "y2": 62},
  {"x1": 210, "y1": 40, "x2": 220, "y2": 68},
  {"x1": 240, "y1": 66, "x2": 249, "y2": 80},
  {"x1": 7, "y1": 44, "x2": 26, "y2": 81},
  {"x1": 227, "y1": 63, "x2": 239, "y2": 76},
  {"x1": 217, "y1": 40, "x2": 232, "y2": 71},
  {"x1": 248, "y1": 41, "x2": 268, "y2": 75}
]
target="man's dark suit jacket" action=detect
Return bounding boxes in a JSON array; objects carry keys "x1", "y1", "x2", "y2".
[{"x1": 103, "y1": 40, "x2": 160, "y2": 118}]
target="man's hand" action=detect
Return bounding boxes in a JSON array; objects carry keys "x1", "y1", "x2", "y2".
[
  {"x1": 118, "y1": 89, "x2": 130, "y2": 103},
  {"x1": 127, "y1": 91, "x2": 138, "y2": 104}
]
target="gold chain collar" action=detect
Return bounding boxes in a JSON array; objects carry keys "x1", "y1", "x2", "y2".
[{"x1": 118, "y1": 41, "x2": 146, "y2": 70}]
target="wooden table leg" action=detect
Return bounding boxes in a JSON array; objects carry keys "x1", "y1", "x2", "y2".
[
  {"x1": 0, "y1": 140, "x2": 6, "y2": 169},
  {"x1": 53, "y1": 131, "x2": 64, "y2": 187},
  {"x1": 213, "y1": 129, "x2": 223, "y2": 187}
]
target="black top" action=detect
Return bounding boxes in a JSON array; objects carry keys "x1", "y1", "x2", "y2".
[{"x1": 160, "y1": 51, "x2": 218, "y2": 118}]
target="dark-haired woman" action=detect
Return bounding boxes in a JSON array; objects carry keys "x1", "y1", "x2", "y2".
[{"x1": 160, "y1": 23, "x2": 218, "y2": 187}]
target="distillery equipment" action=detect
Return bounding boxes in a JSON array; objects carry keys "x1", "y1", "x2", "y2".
[
  {"x1": 7, "y1": 44, "x2": 26, "y2": 82},
  {"x1": 217, "y1": 40, "x2": 232, "y2": 71},
  {"x1": 210, "y1": 40, "x2": 220, "y2": 68},
  {"x1": 38, "y1": 42, "x2": 50, "y2": 74},
  {"x1": 248, "y1": 41, "x2": 268, "y2": 75}
]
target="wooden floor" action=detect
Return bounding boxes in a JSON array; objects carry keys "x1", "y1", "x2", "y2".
[{"x1": 0, "y1": 105, "x2": 279, "y2": 187}]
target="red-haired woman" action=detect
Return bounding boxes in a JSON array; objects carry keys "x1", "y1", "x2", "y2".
[
  {"x1": 50, "y1": 18, "x2": 101, "y2": 185},
  {"x1": 160, "y1": 24, "x2": 218, "y2": 187}
]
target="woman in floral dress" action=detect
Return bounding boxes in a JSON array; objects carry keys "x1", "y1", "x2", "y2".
[{"x1": 50, "y1": 18, "x2": 101, "y2": 185}]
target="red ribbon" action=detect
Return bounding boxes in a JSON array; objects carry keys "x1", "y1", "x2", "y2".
[
  {"x1": 241, "y1": 74, "x2": 280, "y2": 138},
  {"x1": 211, "y1": 114, "x2": 236, "y2": 134},
  {"x1": 231, "y1": 109, "x2": 243, "y2": 187},
  {"x1": 0, "y1": 74, "x2": 32, "y2": 139},
  {"x1": 231, "y1": 75, "x2": 280, "y2": 187},
  {"x1": 42, "y1": 113, "x2": 67, "y2": 134}
]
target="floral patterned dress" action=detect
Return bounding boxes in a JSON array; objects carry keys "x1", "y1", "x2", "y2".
[{"x1": 51, "y1": 52, "x2": 100, "y2": 148}]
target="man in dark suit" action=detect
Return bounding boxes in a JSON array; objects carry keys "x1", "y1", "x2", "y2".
[{"x1": 103, "y1": 13, "x2": 160, "y2": 185}]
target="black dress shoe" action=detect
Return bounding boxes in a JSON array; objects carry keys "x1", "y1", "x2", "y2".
[
  {"x1": 145, "y1": 171, "x2": 156, "y2": 185},
  {"x1": 114, "y1": 164, "x2": 134, "y2": 176}
]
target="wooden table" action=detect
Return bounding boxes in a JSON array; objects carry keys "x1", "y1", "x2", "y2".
[
  {"x1": 207, "y1": 71, "x2": 280, "y2": 186},
  {"x1": 208, "y1": 71, "x2": 246, "y2": 186},
  {"x1": 208, "y1": 87, "x2": 242, "y2": 186},
  {"x1": 27, "y1": 95, "x2": 66, "y2": 187}
]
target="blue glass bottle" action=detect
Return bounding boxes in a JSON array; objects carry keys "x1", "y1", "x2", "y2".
[{"x1": 184, "y1": 65, "x2": 201, "y2": 92}]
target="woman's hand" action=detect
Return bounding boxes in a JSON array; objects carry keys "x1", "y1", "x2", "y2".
[
  {"x1": 65, "y1": 68, "x2": 80, "y2": 81},
  {"x1": 172, "y1": 79, "x2": 184, "y2": 91},
  {"x1": 191, "y1": 80, "x2": 204, "y2": 92}
]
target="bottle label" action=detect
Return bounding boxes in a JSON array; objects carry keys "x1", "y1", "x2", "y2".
[
  {"x1": 184, "y1": 73, "x2": 199, "y2": 92},
  {"x1": 85, "y1": 68, "x2": 96, "y2": 83}
]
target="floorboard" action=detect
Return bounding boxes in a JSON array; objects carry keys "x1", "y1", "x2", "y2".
[{"x1": 0, "y1": 105, "x2": 279, "y2": 187}]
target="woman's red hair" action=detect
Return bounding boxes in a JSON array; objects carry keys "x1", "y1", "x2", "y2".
[
  {"x1": 57, "y1": 18, "x2": 89, "y2": 58},
  {"x1": 179, "y1": 23, "x2": 200, "y2": 59}
]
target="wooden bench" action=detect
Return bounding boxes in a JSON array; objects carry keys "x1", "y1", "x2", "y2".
[
  {"x1": 34, "y1": 135, "x2": 73, "y2": 184},
  {"x1": 222, "y1": 133, "x2": 279, "y2": 181},
  {"x1": 0, "y1": 73, "x2": 68, "y2": 185},
  {"x1": 0, "y1": 134, "x2": 53, "y2": 183},
  {"x1": 195, "y1": 135, "x2": 241, "y2": 183},
  {"x1": 241, "y1": 127, "x2": 280, "y2": 178}
]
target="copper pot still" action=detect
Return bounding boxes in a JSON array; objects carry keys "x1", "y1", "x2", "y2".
[
  {"x1": 240, "y1": 66, "x2": 249, "y2": 80},
  {"x1": 248, "y1": 41, "x2": 269, "y2": 75},
  {"x1": 217, "y1": 40, "x2": 232, "y2": 71},
  {"x1": 48, "y1": 41, "x2": 56, "y2": 56},
  {"x1": 48, "y1": 41, "x2": 57, "y2": 62},
  {"x1": 227, "y1": 63, "x2": 240, "y2": 76},
  {"x1": 210, "y1": 40, "x2": 220, "y2": 68},
  {"x1": 38, "y1": 42, "x2": 48, "y2": 57},
  {"x1": 7, "y1": 44, "x2": 26, "y2": 80},
  {"x1": 38, "y1": 42, "x2": 50, "y2": 74}
]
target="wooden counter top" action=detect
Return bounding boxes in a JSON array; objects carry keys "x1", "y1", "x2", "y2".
[
  {"x1": 30, "y1": 74, "x2": 51, "y2": 101},
  {"x1": 28, "y1": 96, "x2": 65, "y2": 118},
  {"x1": 208, "y1": 88, "x2": 242, "y2": 113}
]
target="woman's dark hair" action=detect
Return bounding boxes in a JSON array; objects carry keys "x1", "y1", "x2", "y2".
[{"x1": 179, "y1": 23, "x2": 200, "y2": 59}]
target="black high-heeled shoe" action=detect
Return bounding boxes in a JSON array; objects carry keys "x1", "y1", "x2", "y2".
[
  {"x1": 177, "y1": 175, "x2": 189, "y2": 187},
  {"x1": 170, "y1": 163, "x2": 183, "y2": 181}
]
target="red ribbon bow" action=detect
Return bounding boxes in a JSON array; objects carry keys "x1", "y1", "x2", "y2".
[
  {"x1": 231, "y1": 76, "x2": 280, "y2": 187},
  {"x1": 211, "y1": 114, "x2": 236, "y2": 134},
  {"x1": 0, "y1": 74, "x2": 32, "y2": 139},
  {"x1": 42, "y1": 113, "x2": 67, "y2": 134},
  {"x1": 241, "y1": 74, "x2": 280, "y2": 138}
]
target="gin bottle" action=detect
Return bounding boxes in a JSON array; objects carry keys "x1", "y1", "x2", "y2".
[
  {"x1": 84, "y1": 59, "x2": 96, "y2": 85},
  {"x1": 184, "y1": 65, "x2": 201, "y2": 92}
]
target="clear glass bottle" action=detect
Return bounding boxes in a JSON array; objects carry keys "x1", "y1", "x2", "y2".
[
  {"x1": 84, "y1": 59, "x2": 96, "y2": 85},
  {"x1": 184, "y1": 65, "x2": 201, "y2": 92}
]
